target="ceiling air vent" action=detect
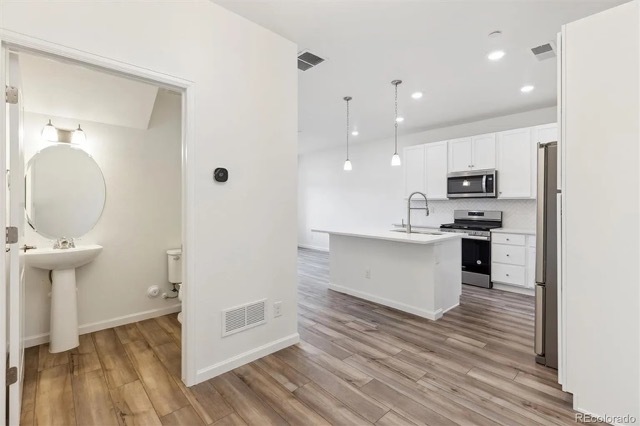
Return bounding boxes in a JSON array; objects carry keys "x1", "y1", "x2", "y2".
[
  {"x1": 298, "y1": 50, "x2": 325, "y2": 71},
  {"x1": 222, "y1": 299, "x2": 267, "y2": 337},
  {"x1": 531, "y1": 42, "x2": 556, "y2": 61}
]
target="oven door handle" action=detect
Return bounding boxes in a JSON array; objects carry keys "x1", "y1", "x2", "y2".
[
  {"x1": 462, "y1": 235, "x2": 491, "y2": 241},
  {"x1": 482, "y1": 175, "x2": 487, "y2": 193}
]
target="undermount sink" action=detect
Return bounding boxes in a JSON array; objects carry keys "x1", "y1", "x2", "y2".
[
  {"x1": 24, "y1": 245, "x2": 102, "y2": 353},
  {"x1": 24, "y1": 245, "x2": 103, "y2": 270}
]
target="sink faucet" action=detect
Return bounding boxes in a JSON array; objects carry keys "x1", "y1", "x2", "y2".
[
  {"x1": 53, "y1": 237, "x2": 75, "y2": 249},
  {"x1": 406, "y1": 192, "x2": 429, "y2": 234}
]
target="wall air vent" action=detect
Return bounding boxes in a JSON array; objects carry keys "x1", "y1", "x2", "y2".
[
  {"x1": 297, "y1": 50, "x2": 325, "y2": 71},
  {"x1": 531, "y1": 42, "x2": 556, "y2": 61},
  {"x1": 222, "y1": 299, "x2": 267, "y2": 337}
]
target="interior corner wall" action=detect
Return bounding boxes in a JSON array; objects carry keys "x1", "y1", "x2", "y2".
[
  {"x1": 298, "y1": 107, "x2": 556, "y2": 251},
  {"x1": 0, "y1": 0, "x2": 298, "y2": 384},
  {"x1": 22, "y1": 90, "x2": 182, "y2": 346}
]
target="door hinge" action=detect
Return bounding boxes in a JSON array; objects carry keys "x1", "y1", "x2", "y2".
[
  {"x1": 6, "y1": 366, "x2": 17, "y2": 385},
  {"x1": 5, "y1": 86, "x2": 18, "y2": 104},
  {"x1": 6, "y1": 226, "x2": 18, "y2": 244}
]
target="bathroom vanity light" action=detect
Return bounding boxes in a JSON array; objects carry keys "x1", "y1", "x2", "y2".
[
  {"x1": 41, "y1": 120, "x2": 58, "y2": 142},
  {"x1": 343, "y1": 96, "x2": 353, "y2": 171},
  {"x1": 72, "y1": 125, "x2": 86, "y2": 144},
  {"x1": 391, "y1": 80, "x2": 402, "y2": 167}
]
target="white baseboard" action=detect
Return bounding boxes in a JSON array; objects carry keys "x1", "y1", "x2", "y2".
[
  {"x1": 24, "y1": 304, "x2": 182, "y2": 348},
  {"x1": 194, "y1": 333, "x2": 299, "y2": 384},
  {"x1": 492, "y1": 283, "x2": 535, "y2": 296},
  {"x1": 329, "y1": 282, "x2": 445, "y2": 321},
  {"x1": 297, "y1": 244, "x2": 329, "y2": 252}
]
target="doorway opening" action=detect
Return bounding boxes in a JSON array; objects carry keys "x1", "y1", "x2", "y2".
[{"x1": 1, "y1": 41, "x2": 194, "y2": 425}]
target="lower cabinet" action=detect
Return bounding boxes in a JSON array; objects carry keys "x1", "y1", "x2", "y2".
[{"x1": 491, "y1": 231, "x2": 536, "y2": 289}]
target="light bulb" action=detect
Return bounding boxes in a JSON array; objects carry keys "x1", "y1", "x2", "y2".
[
  {"x1": 395, "y1": 117, "x2": 404, "y2": 123},
  {"x1": 487, "y1": 50, "x2": 505, "y2": 61},
  {"x1": 343, "y1": 159, "x2": 352, "y2": 171},
  {"x1": 41, "y1": 120, "x2": 58, "y2": 142},
  {"x1": 391, "y1": 153, "x2": 401, "y2": 166},
  {"x1": 72, "y1": 125, "x2": 86, "y2": 144}
]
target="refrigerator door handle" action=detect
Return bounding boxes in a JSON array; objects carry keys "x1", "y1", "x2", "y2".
[
  {"x1": 535, "y1": 284, "x2": 545, "y2": 356},
  {"x1": 536, "y1": 144, "x2": 546, "y2": 283}
]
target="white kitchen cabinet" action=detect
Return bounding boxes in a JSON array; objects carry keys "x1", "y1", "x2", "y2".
[
  {"x1": 532, "y1": 123, "x2": 559, "y2": 193},
  {"x1": 471, "y1": 133, "x2": 496, "y2": 170},
  {"x1": 448, "y1": 134, "x2": 496, "y2": 172},
  {"x1": 424, "y1": 141, "x2": 448, "y2": 199},
  {"x1": 447, "y1": 137, "x2": 472, "y2": 172},
  {"x1": 496, "y1": 128, "x2": 533, "y2": 199},
  {"x1": 492, "y1": 231, "x2": 536, "y2": 289},
  {"x1": 403, "y1": 145, "x2": 425, "y2": 198}
]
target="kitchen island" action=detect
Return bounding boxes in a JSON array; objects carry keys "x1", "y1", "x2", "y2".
[{"x1": 312, "y1": 229, "x2": 463, "y2": 320}]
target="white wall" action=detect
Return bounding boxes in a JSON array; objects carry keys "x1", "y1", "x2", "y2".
[
  {"x1": 562, "y1": 1, "x2": 639, "y2": 422},
  {"x1": 22, "y1": 90, "x2": 182, "y2": 346},
  {"x1": 1, "y1": 0, "x2": 298, "y2": 384},
  {"x1": 299, "y1": 107, "x2": 556, "y2": 251}
]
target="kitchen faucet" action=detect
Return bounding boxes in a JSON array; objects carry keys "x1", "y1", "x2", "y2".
[{"x1": 406, "y1": 192, "x2": 429, "y2": 234}]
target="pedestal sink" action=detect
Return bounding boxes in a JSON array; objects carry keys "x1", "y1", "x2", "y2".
[{"x1": 25, "y1": 245, "x2": 102, "y2": 353}]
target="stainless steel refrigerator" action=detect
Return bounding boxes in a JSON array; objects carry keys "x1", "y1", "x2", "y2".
[{"x1": 535, "y1": 142, "x2": 558, "y2": 369}]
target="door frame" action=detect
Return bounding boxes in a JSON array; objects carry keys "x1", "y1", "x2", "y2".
[{"x1": 0, "y1": 29, "x2": 198, "y2": 388}]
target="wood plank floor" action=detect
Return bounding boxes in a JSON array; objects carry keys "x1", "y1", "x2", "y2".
[{"x1": 22, "y1": 248, "x2": 589, "y2": 425}]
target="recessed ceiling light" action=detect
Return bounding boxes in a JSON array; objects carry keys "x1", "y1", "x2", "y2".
[
  {"x1": 396, "y1": 117, "x2": 404, "y2": 123},
  {"x1": 411, "y1": 92, "x2": 423, "y2": 99},
  {"x1": 352, "y1": 130, "x2": 359, "y2": 136},
  {"x1": 487, "y1": 50, "x2": 505, "y2": 61},
  {"x1": 520, "y1": 85, "x2": 535, "y2": 93}
]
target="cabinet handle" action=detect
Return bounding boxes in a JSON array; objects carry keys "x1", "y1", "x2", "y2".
[
  {"x1": 506, "y1": 274, "x2": 510, "y2": 277},
  {"x1": 506, "y1": 238, "x2": 510, "y2": 241},
  {"x1": 506, "y1": 254, "x2": 510, "y2": 257}
]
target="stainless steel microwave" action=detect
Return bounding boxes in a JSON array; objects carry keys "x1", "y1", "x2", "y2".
[{"x1": 447, "y1": 169, "x2": 498, "y2": 198}]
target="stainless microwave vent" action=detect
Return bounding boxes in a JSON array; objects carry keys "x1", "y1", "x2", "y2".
[
  {"x1": 298, "y1": 50, "x2": 325, "y2": 71},
  {"x1": 531, "y1": 42, "x2": 556, "y2": 61}
]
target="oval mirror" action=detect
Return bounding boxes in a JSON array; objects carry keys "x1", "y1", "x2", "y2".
[{"x1": 25, "y1": 144, "x2": 106, "y2": 239}]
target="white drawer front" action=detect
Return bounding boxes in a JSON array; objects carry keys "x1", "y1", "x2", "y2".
[
  {"x1": 492, "y1": 233, "x2": 525, "y2": 246},
  {"x1": 492, "y1": 263, "x2": 526, "y2": 286},
  {"x1": 492, "y1": 244, "x2": 526, "y2": 266}
]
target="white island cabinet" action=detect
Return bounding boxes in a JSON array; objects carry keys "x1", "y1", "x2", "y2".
[{"x1": 312, "y1": 229, "x2": 463, "y2": 320}]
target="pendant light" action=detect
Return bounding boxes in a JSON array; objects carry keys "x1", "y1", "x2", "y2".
[
  {"x1": 41, "y1": 119, "x2": 58, "y2": 142},
  {"x1": 343, "y1": 96, "x2": 353, "y2": 171},
  {"x1": 72, "y1": 124, "x2": 86, "y2": 144},
  {"x1": 391, "y1": 80, "x2": 402, "y2": 166}
]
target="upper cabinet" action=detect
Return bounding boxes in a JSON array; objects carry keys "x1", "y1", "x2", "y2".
[
  {"x1": 496, "y1": 128, "x2": 534, "y2": 198},
  {"x1": 403, "y1": 145, "x2": 426, "y2": 198},
  {"x1": 403, "y1": 142, "x2": 448, "y2": 200},
  {"x1": 533, "y1": 123, "x2": 559, "y2": 191},
  {"x1": 448, "y1": 134, "x2": 496, "y2": 172},
  {"x1": 424, "y1": 141, "x2": 448, "y2": 200},
  {"x1": 471, "y1": 134, "x2": 497, "y2": 170},
  {"x1": 448, "y1": 138, "x2": 472, "y2": 172},
  {"x1": 403, "y1": 123, "x2": 556, "y2": 201}
]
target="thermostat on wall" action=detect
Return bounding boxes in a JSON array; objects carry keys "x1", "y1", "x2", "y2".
[{"x1": 214, "y1": 168, "x2": 228, "y2": 183}]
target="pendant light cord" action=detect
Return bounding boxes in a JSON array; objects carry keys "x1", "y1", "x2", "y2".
[
  {"x1": 346, "y1": 98, "x2": 350, "y2": 160},
  {"x1": 394, "y1": 83, "x2": 399, "y2": 155}
]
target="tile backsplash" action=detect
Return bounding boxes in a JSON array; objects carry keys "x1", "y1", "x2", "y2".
[{"x1": 408, "y1": 199, "x2": 537, "y2": 230}]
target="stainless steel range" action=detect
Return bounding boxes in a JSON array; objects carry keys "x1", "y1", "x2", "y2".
[{"x1": 439, "y1": 210, "x2": 503, "y2": 288}]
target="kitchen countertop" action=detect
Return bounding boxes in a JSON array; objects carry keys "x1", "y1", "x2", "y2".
[
  {"x1": 312, "y1": 229, "x2": 464, "y2": 245},
  {"x1": 492, "y1": 228, "x2": 536, "y2": 235}
]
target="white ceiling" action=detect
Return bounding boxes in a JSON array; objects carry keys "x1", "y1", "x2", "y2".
[
  {"x1": 214, "y1": 0, "x2": 625, "y2": 153},
  {"x1": 20, "y1": 53, "x2": 159, "y2": 130}
]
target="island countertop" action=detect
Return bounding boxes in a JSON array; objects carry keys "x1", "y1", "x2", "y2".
[{"x1": 312, "y1": 228, "x2": 464, "y2": 245}]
